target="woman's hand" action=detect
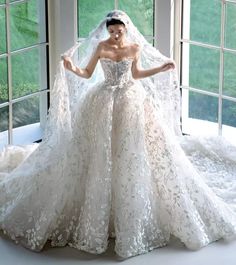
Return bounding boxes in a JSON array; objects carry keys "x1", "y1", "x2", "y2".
[
  {"x1": 159, "y1": 62, "x2": 175, "y2": 72},
  {"x1": 63, "y1": 56, "x2": 76, "y2": 72}
]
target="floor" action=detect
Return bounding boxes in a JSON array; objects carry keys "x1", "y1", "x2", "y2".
[{"x1": 1, "y1": 232, "x2": 236, "y2": 265}]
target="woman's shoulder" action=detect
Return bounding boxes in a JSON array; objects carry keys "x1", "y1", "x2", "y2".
[
  {"x1": 97, "y1": 40, "x2": 109, "y2": 48},
  {"x1": 128, "y1": 43, "x2": 140, "y2": 52},
  {"x1": 127, "y1": 43, "x2": 140, "y2": 58}
]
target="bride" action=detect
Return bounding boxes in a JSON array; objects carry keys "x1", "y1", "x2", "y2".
[{"x1": 0, "y1": 10, "x2": 236, "y2": 259}]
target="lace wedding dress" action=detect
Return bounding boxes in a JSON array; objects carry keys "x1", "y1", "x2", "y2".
[{"x1": 0, "y1": 10, "x2": 236, "y2": 259}]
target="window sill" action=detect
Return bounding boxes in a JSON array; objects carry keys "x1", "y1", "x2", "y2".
[
  {"x1": 182, "y1": 118, "x2": 236, "y2": 146},
  {"x1": 0, "y1": 123, "x2": 43, "y2": 151}
]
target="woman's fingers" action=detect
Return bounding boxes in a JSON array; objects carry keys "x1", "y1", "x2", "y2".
[
  {"x1": 63, "y1": 57, "x2": 73, "y2": 70},
  {"x1": 163, "y1": 62, "x2": 175, "y2": 71}
]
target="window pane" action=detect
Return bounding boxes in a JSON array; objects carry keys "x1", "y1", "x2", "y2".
[
  {"x1": 118, "y1": 0, "x2": 154, "y2": 36},
  {"x1": 12, "y1": 46, "x2": 47, "y2": 99},
  {"x1": 182, "y1": 43, "x2": 220, "y2": 93},
  {"x1": 0, "y1": 106, "x2": 8, "y2": 148},
  {"x1": 0, "y1": 105, "x2": 8, "y2": 132},
  {"x1": 0, "y1": 7, "x2": 6, "y2": 54},
  {"x1": 13, "y1": 95, "x2": 39, "y2": 129},
  {"x1": 0, "y1": 57, "x2": 8, "y2": 103},
  {"x1": 0, "y1": 0, "x2": 5, "y2": 4},
  {"x1": 78, "y1": 0, "x2": 114, "y2": 38},
  {"x1": 222, "y1": 99, "x2": 236, "y2": 127},
  {"x1": 189, "y1": 92, "x2": 218, "y2": 123},
  {"x1": 10, "y1": 0, "x2": 46, "y2": 51},
  {"x1": 145, "y1": 36, "x2": 154, "y2": 46},
  {"x1": 183, "y1": 0, "x2": 221, "y2": 46},
  {"x1": 223, "y1": 51, "x2": 236, "y2": 98},
  {"x1": 225, "y1": 2, "x2": 236, "y2": 50}
]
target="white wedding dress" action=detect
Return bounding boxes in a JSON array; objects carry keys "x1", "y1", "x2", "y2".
[{"x1": 0, "y1": 55, "x2": 236, "y2": 258}]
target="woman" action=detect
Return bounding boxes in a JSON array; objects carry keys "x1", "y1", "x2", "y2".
[{"x1": 0, "y1": 10, "x2": 236, "y2": 259}]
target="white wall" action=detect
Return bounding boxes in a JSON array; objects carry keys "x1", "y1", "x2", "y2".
[
  {"x1": 48, "y1": 0, "x2": 77, "y2": 82},
  {"x1": 155, "y1": 0, "x2": 172, "y2": 57}
]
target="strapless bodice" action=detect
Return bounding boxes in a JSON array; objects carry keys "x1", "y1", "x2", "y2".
[{"x1": 100, "y1": 58, "x2": 134, "y2": 86}]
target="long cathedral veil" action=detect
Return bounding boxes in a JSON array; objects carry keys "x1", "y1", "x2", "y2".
[{"x1": 1, "y1": 11, "x2": 236, "y2": 256}]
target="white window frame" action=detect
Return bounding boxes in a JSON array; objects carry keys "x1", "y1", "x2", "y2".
[
  {"x1": 0, "y1": 0, "x2": 49, "y2": 149},
  {"x1": 174, "y1": 0, "x2": 236, "y2": 144}
]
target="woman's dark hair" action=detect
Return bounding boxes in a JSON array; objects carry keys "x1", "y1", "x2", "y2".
[{"x1": 106, "y1": 18, "x2": 125, "y2": 28}]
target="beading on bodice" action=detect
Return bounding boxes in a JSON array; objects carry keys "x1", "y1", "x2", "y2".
[{"x1": 100, "y1": 58, "x2": 134, "y2": 86}]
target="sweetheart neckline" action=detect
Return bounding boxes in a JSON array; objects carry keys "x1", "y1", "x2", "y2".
[{"x1": 100, "y1": 57, "x2": 134, "y2": 63}]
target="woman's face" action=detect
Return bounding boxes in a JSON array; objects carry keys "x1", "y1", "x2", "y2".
[{"x1": 107, "y1": 24, "x2": 126, "y2": 42}]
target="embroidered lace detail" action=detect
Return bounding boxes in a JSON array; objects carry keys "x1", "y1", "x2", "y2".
[{"x1": 100, "y1": 58, "x2": 134, "y2": 86}]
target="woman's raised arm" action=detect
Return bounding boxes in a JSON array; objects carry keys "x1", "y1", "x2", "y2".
[
  {"x1": 131, "y1": 45, "x2": 175, "y2": 79},
  {"x1": 63, "y1": 44, "x2": 102, "y2": 79}
]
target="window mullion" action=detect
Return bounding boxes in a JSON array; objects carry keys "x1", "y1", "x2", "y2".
[
  {"x1": 218, "y1": 0, "x2": 226, "y2": 136},
  {"x1": 114, "y1": 0, "x2": 118, "y2": 9},
  {"x1": 5, "y1": 0, "x2": 13, "y2": 145}
]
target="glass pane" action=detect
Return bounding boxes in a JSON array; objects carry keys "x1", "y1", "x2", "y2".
[
  {"x1": 10, "y1": 0, "x2": 46, "y2": 51},
  {"x1": 12, "y1": 46, "x2": 47, "y2": 99},
  {"x1": 222, "y1": 99, "x2": 236, "y2": 127},
  {"x1": 78, "y1": 0, "x2": 114, "y2": 38},
  {"x1": 12, "y1": 95, "x2": 40, "y2": 129},
  {"x1": 0, "y1": 7, "x2": 6, "y2": 54},
  {"x1": 223, "y1": 51, "x2": 236, "y2": 98},
  {"x1": 0, "y1": 0, "x2": 5, "y2": 4},
  {"x1": 182, "y1": 43, "x2": 220, "y2": 93},
  {"x1": 225, "y1": 2, "x2": 236, "y2": 50},
  {"x1": 145, "y1": 36, "x2": 154, "y2": 46},
  {"x1": 0, "y1": 105, "x2": 8, "y2": 132},
  {"x1": 189, "y1": 92, "x2": 218, "y2": 123},
  {"x1": 0, "y1": 57, "x2": 8, "y2": 103},
  {"x1": 183, "y1": 0, "x2": 221, "y2": 46},
  {"x1": 0, "y1": 106, "x2": 8, "y2": 148},
  {"x1": 119, "y1": 0, "x2": 154, "y2": 36}
]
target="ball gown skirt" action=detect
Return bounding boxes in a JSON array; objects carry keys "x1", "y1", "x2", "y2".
[{"x1": 0, "y1": 58, "x2": 236, "y2": 258}]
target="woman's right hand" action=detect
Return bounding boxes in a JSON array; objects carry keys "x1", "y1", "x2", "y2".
[{"x1": 63, "y1": 56, "x2": 76, "y2": 72}]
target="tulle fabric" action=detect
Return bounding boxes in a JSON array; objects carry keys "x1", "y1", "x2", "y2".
[{"x1": 0, "y1": 10, "x2": 236, "y2": 259}]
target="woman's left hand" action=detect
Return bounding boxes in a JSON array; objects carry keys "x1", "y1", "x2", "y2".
[{"x1": 160, "y1": 62, "x2": 175, "y2": 72}]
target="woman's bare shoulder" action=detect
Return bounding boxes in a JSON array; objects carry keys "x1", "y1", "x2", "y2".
[
  {"x1": 128, "y1": 43, "x2": 140, "y2": 57},
  {"x1": 127, "y1": 43, "x2": 140, "y2": 53},
  {"x1": 98, "y1": 40, "x2": 110, "y2": 48}
]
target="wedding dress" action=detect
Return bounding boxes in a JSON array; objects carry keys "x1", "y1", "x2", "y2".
[{"x1": 0, "y1": 10, "x2": 236, "y2": 259}]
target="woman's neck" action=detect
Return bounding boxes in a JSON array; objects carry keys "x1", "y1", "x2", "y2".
[{"x1": 109, "y1": 38, "x2": 127, "y2": 49}]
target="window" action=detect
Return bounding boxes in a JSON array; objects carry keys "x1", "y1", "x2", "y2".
[
  {"x1": 178, "y1": 0, "x2": 236, "y2": 141},
  {"x1": 77, "y1": 0, "x2": 155, "y2": 44},
  {"x1": 0, "y1": 0, "x2": 49, "y2": 149}
]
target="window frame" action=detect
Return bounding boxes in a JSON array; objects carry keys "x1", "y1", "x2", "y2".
[
  {"x1": 0, "y1": 0, "x2": 49, "y2": 147},
  {"x1": 174, "y1": 0, "x2": 236, "y2": 139}
]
